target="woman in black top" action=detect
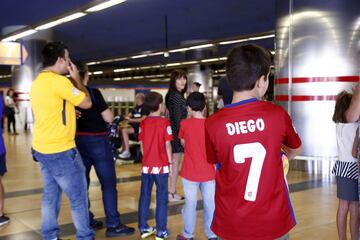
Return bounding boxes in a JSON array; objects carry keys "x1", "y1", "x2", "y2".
[{"x1": 165, "y1": 69, "x2": 188, "y2": 202}]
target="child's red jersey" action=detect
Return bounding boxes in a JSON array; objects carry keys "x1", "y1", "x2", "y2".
[
  {"x1": 139, "y1": 116, "x2": 173, "y2": 174},
  {"x1": 205, "y1": 98, "x2": 301, "y2": 240},
  {"x1": 179, "y1": 117, "x2": 215, "y2": 182}
]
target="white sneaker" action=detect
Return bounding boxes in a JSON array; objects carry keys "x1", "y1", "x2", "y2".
[{"x1": 118, "y1": 151, "x2": 131, "y2": 159}]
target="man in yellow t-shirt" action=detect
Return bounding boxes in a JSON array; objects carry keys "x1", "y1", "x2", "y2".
[{"x1": 30, "y1": 42, "x2": 94, "y2": 240}]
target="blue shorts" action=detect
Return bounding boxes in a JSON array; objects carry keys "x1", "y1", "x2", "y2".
[
  {"x1": 0, "y1": 153, "x2": 7, "y2": 176},
  {"x1": 336, "y1": 176, "x2": 359, "y2": 201}
]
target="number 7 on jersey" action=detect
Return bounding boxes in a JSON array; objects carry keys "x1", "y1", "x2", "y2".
[{"x1": 233, "y1": 142, "x2": 266, "y2": 202}]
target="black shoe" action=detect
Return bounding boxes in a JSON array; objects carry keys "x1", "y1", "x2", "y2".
[
  {"x1": 0, "y1": 215, "x2": 10, "y2": 226},
  {"x1": 106, "y1": 223, "x2": 135, "y2": 237},
  {"x1": 90, "y1": 219, "x2": 103, "y2": 230}
]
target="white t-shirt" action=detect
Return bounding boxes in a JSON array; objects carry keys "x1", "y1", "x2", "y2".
[
  {"x1": 5, "y1": 96, "x2": 15, "y2": 108},
  {"x1": 336, "y1": 122, "x2": 358, "y2": 163}
]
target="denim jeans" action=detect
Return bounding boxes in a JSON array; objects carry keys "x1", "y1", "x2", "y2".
[
  {"x1": 182, "y1": 178, "x2": 216, "y2": 239},
  {"x1": 76, "y1": 135, "x2": 121, "y2": 227},
  {"x1": 33, "y1": 148, "x2": 94, "y2": 240},
  {"x1": 138, "y1": 173, "x2": 168, "y2": 232}
]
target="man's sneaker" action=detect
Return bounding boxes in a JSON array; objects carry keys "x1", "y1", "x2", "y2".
[
  {"x1": 155, "y1": 230, "x2": 169, "y2": 240},
  {"x1": 168, "y1": 192, "x2": 185, "y2": 202},
  {"x1": 0, "y1": 215, "x2": 10, "y2": 226},
  {"x1": 106, "y1": 224, "x2": 135, "y2": 237},
  {"x1": 118, "y1": 151, "x2": 131, "y2": 159},
  {"x1": 90, "y1": 219, "x2": 103, "y2": 230},
  {"x1": 140, "y1": 227, "x2": 156, "y2": 239},
  {"x1": 176, "y1": 233, "x2": 194, "y2": 240}
]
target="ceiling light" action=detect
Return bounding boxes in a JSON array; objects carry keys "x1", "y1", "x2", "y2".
[
  {"x1": 148, "y1": 52, "x2": 164, "y2": 56},
  {"x1": 114, "y1": 68, "x2": 133, "y2": 72},
  {"x1": 111, "y1": 57, "x2": 128, "y2": 62},
  {"x1": 130, "y1": 54, "x2": 148, "y2": 59},
  {"x1": 138, "y1": 66, "x2": 153, "y2": 70},
  {"x1": 166, "y1": 63, "x2": 181, "y2": 67},
  {"x1": 0, "y1": 75, "x2": 11, "y2": 79},
  {"x1": 149, "y1": 79, "x2": 161, "y2": 82},
  {"x1": 86, "y1": 0, "x2": 127, "y2": 12},
  {"x1": 87, "y1": 62, "x2": 99, "y2": 65},
  {"x1": 201, "y1": 58, "x2": 220, "y2": 63},
  {"x1": 1, "y1": 29, "x2": 37, "y2": 42},
  {"x1": 189, "y1": 44, "x2": 214, "y2": 50},
  {"x1": 219, "y1": 38, "x2": 249, "y2": 45},
  {"x1": 248, "y1": 34, "x2": 275, "y2": 41},
  {"x1": 114, "y1": 77, "x2": 132, "y2": 81},
  {"x1": 182, "y1": 61, "x2": 199, "y2": 65},
  {"x1": 100, "y1": 59, "x2": 115, "y2": 63},
  {"x1": 169, "y1": 48, "x2": 189, "y2": 53},
  {"x1": 93, "y1": 71, "x2": 103, "y2": 75},
  {"x1": 213, "y1": 73, "x2": 226, "y2": 77},
  {"x1": 35, "y1": 12, "x2": 86, "y2": 30}
]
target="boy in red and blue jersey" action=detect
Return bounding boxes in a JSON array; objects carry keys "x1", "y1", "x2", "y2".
[
  {"x1": 205, "y1": 44, "x2": 302, "y2": 240},
  {"x1": 138, "y1": 92, "x2": 173, "y2": 240}
]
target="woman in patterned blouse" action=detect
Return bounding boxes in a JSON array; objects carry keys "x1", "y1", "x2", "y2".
[{"x1": 165, "y1": 69, "x2": 188, "y2": 202}]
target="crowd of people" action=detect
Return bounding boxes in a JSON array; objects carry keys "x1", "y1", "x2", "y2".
[{"x1": 13, "y1": 39, "x2": 360, "y2": 240}]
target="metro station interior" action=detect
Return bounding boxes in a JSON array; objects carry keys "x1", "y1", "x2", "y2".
[{"x1": 0, "y1": 0, "x2": 359, "y2": 239}]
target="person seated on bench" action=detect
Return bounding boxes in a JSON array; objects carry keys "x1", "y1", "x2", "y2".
[{"x1": 118, "y1": 93, "x2": 149, "y2": 159}]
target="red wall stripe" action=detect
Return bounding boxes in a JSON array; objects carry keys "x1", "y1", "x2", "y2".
[
  {"x1": 275, "y1": 95, "x2": 337, "y2": 101},
  {"x1": 275, "y1": 95, "x2": 289, "y2": 101},
  {"x1": 275, "y1": 76, "x2": 359, "y2": 84}
]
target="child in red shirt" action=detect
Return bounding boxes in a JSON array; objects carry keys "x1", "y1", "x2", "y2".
[
  {"x1": 205, "y1": 44, "x2": 302, "y2": 240},
  {"x1": 176, "y1": 92, "x2": 217, "y2": 240},
  {"x1": 138, "y1": 92, "x2": 173, "y2": 240}
]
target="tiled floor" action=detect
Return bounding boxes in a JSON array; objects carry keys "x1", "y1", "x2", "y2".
[{"x1": 0, "y1": 132, "x2": 344, "y2": 239}]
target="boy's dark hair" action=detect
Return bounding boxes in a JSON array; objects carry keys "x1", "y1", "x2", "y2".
[
  {"x1": 226, "y1": 44, "x2": 271, "y2": 91},
  {"x1": 74, "y1": 61, "x2": 88, "y2": 80},
  {"x1": 332, "y1": 91, "x2": 352, "y2": 123},
  {"x1": 42, "y1": 42, "x2": 68, "y2": 68},
  {"x1": 144, "y1": 92, "x2": 163, "y2": 112},
  {"x1": 193, "y1": 82, "x2": 201, "y2": 88},
  {"x1": 186, "y1": 92, "x2": 206, "y2": 112}
]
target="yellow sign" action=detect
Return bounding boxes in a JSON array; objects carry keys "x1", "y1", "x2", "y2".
[{"x1": 0, "y1": 42, "x2": 22, "y2": 65}]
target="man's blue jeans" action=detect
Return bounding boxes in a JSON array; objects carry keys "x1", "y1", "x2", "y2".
[
  {"x1": 33, "y1": 148, "x2": 94, "y2": 240},
  {"x1": 181, "y1": 178, "x2": 216, "y2": 239},
  {"x1": 76, "y1": 135, "x2": 121, "y2": 227},
  {"x1": 138, "y1": 173, "x2": 168, "y2": 232}
]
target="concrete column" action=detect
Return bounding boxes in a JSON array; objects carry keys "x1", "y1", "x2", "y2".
[
  {"x1": 275, "y1": 1, "x2": 360, "y2": 158},
  {"x1": 2, "y1": 26, "x2": 52, "y2": 132}
]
